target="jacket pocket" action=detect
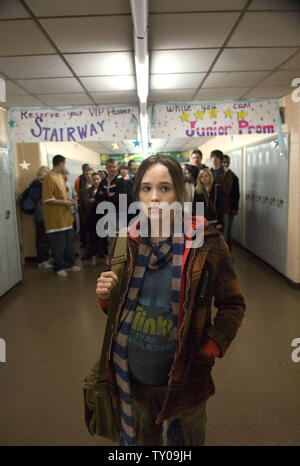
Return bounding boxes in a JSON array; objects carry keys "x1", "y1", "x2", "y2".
[{"x1": 188, "y1": 349, "x2": 215, "y2": 381}]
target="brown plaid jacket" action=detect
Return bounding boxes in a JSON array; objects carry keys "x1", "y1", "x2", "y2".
[{"x1": 100, "y1": 225, "x2": 246, "y2": 424}]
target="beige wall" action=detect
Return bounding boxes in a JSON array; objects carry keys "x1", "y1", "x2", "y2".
[
  {"x1": 39, "y1": 141, "x2": 100, "y2": 167},
  {"x1": 0, "y1": 107, "x2": 8, "y2": 146},
  {"x1": 14, "y1": 142, "x2": 100, "y2": 260},
  {"x1": 283, "y1": 94, "x2": 300, "y2": 284}
]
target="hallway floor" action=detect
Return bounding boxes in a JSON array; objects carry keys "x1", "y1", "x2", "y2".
[{"x1": 0, "y1": 244, "x2": 299, "y2": 446}]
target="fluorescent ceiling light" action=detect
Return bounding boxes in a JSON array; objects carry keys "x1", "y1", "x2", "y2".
[
  {"x1": 140, "y1": 112, "x2": 148, "y2": 157},
  {"x1": 130, "y1": 0, "x2": 148, "y2": 38},
  {"x1": 0, "y1": 78, "x2": 6, "y2": 102},
  {"x1": 135, "y1": 55, "x2": 149, "y2": 103}
]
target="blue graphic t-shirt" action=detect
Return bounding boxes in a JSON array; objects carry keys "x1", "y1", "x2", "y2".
[{"x1": 128, "y1": 262, "x2": 176, "y2": 386}]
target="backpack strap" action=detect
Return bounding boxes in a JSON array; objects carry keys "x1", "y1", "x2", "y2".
[{"x1": 98, "y1": 228, "x2": 128, "y2": 377}]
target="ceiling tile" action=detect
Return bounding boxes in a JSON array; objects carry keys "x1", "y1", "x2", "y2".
[
  {"x1": 40, "y1": 17, "x2": 132, "y2": 53},
  {"x1": 249, "y1": 0, "x2": 300, "y2": 10},
  {"x1": 15, "y1": 77, "x2": 84, "y2": 94},
  {"x1": 150, "y1": 13, "x2": 239, "y2": 49},
  {"x1": 37, "y1": 93, "x2": 92, "y2": 105},
  {"x1": 6, "y1": 95, "x2": 44, "y2": 107},
  {"x1": 150, "y1": 49, "x2": 219, "y2": 74},
  {"x1": 203, "y1": 71, "x2": 270, "y2": 88},
  {"x1": 64, "y1": 52, "x2": 134, "y2": 76},
  {"x1": 0, "y1": 20, "x2": 55, "y2": 55},
  {"x1": 194, "y1": 88, "x2": 249, "y2": 100},
  {"x1": 258, "y1": 70, "x2": 297, "y2": 87},
  {"x1": 5, "y1": 81, "x2": 28, "y2": 96},
  {"x1": 244, "y1": 87, "x2": 291, "y2": 98},
  {"x1": 150, "y1": 73, "x2": 205, "y2": 90},
  {"x1": 149, "y1": 90, "x2": 195, "y2": 102},
  {"x1": 0, "y1": 0, "x2": 30, "y2": 19},
  {"x1": 213, "y1": 48, "x2": 297, "y2": 71},
  {"x1": 228, "y1": 12, "x2": 300, "y2": 47},
  {"x1": 150, "y1": 0, "x2": 248, "y2": 12},
  {"x1": 90, "y1": 92, "x2": 138, "y2": 104},
  {"x1": 279, "y1": 50, "x2": 300, "y2": 70},
  {"x1": 80, "y1": 75, "x2": 135, "y2": 92},
  {"x1": 27, "y1": 0, "x2": 131, "y2": 16},
  {"x1": 0, "y1": 56, "x2": 73, "y2": 79}
]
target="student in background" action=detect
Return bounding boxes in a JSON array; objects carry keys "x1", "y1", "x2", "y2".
[
  {"x1": 32, "y1": 166, "x2": 52, "y2": 269},
  {"x1": 63, "y1": 169, "x2": 77, "y2": 232},
  {"x1": 190, "y1": 149, "x2": 207, "y2": 177},
  {"x1": 99, "y1": 159, "x2": 131, "y2": 258},
  {"x1": 84, "y1": 172, "x2": 108, "y2": 265},
  {"x1": 221, "y1": 155, "x2": 240, "y2": 252},
  {"x1": 193, "y1": 168, "x2": 223, "y2": 230},
  {"x1": 42, "y1": 155, "x2": 81, "y2": 277},
  {"x1": 78, "y1": 167, "x2": 93, "y2": 257},
  {"x1": 119, "y1": 164, "x2": 130, "y2": 180}
]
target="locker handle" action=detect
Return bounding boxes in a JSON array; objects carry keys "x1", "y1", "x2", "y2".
[{"x1": 5, "y1": 210, "x2": 10, "y2": 220}]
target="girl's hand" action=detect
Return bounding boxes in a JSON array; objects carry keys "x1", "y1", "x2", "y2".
[
  {"x1": 96, "y1": 271, "x2": 119, "y2": 300},
  {"x1": 216, "y1": 224, "x2": 223, "y2": 230}
]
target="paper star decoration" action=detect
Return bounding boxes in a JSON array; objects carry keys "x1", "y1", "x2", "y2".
[
  {"x1": 8, "y1": 119, "x2": 16, "y2": 127},
  {"x1": 224, "y1": 109, "x2": 234, "y2": 118},
  {"x1": 195, "y1": 110, "x2": 205, "y2": 120},
  {"x1": 19, "y1": 160, "x2": 30, "y2": 170},
  {"x1": 209, "y1": 109, "x2": 218, "y2": 118},
  {"x1": 133, "y1": 139, "x2": 140, "y2": 147},
  {"x1": 112, "y1": 142, "x2": 119, "y2": 151},
  {"x1": 237, "y1": 110, "x2": 248, "y2": 120},
  {"x1": 181, "y1": 112, "x2": 190, "y2": 122},
  {"x1": 148, "y1": 141, "x2": 152, "y2": 148}
]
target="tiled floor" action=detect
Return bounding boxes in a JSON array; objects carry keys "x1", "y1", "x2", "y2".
[{"x1": 0, "y1": 244, "x2": 299, "y2": 445}]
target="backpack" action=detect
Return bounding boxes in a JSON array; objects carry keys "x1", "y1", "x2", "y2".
[{"x1": 19, "y1": 180, "x2": 41, "y2": 214}]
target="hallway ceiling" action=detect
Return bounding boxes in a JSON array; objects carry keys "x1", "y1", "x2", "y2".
[{"x1": 0, "y1": 0, "x2": 299, "y2": 153}]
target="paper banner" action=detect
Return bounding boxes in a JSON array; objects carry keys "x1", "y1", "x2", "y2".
[
  {"x1": 150, "y1": 100, "x2": 279, "y2": 138},
  {"x1": 9, "y1": 104, "x2": 139, "y2": 143}
]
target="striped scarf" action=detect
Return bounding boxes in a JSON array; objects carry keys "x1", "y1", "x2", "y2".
[{"x1": 112, "y1": 230, "x2": 185, "y2": 446}]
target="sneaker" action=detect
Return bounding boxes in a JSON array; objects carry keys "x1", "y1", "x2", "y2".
[
  {"x1": 56, "y1": 269, "x2": 68, "y2": 277},
  {"x1": 38, "y1": 260, "x2": 53, "y2": 269},
  {"x1": 66, "y1": 265, "x2": 82, "y2": 272}
]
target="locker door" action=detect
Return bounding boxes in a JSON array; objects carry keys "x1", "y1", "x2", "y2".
[
  {"x1": 0, "y1": 147, "x2": 22, "y2": 296},
  {"x1": 227, "y1": 149, "x2": 243, "y2": 244},
  {"x1": 245, "y1": 136, "x2": 288, "y2": 276},
  {"x1": 0, "y1": 175, "x2": 11, "y2": 296}
]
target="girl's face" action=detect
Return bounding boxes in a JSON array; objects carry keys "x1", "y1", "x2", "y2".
[
  {"x1": 139, "y1": 163, "x2": 177, "y2": 219},
  {"x1": 200, "y1": 171, "x2": 210, "y2": 185},
  {"x1": 92, "y1": 175, "x2": 101, "y2": 188}
]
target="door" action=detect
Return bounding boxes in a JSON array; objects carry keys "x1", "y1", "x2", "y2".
[{"x1": 0, "y1": 147, "x2": 22, "y2": 296}]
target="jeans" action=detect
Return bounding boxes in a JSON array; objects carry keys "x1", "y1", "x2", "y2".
[
  {"x1": 131, "y1": 379, "x2": 207, "y2": 446},
  {"x1": 35, "y1": 221, "x2": 50, "y2": 263},
  {"x1": 48, "y1": 228, "x2": 75, "y2": 272},
  {"x1": 223, "y1": 214, "x2": 234, "y2": 251}
]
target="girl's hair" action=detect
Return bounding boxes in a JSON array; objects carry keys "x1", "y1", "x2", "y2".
[
  {"x1": 92, "y1": 171, "x2": 101, "y2": 177},
  {"x1": 36, "y1": 165, "x2": 50, "y2": 178},
  {"x1": 133, "y1": 154, "x2": 186, "y2": 204},
  {"x1": 195, "y1": 168, "x2": 214, "y2": 194}
]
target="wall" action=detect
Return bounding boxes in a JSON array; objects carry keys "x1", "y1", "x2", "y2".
[
  {"x1": 0, "y1": 107, "x2": 8, "y2": 146},
  {"x1": 14, "y1": 141, "x2": 100, "y2": 260},
  {"x1": 283, "y1": 94, "x2": 300, "y2": 285}
]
